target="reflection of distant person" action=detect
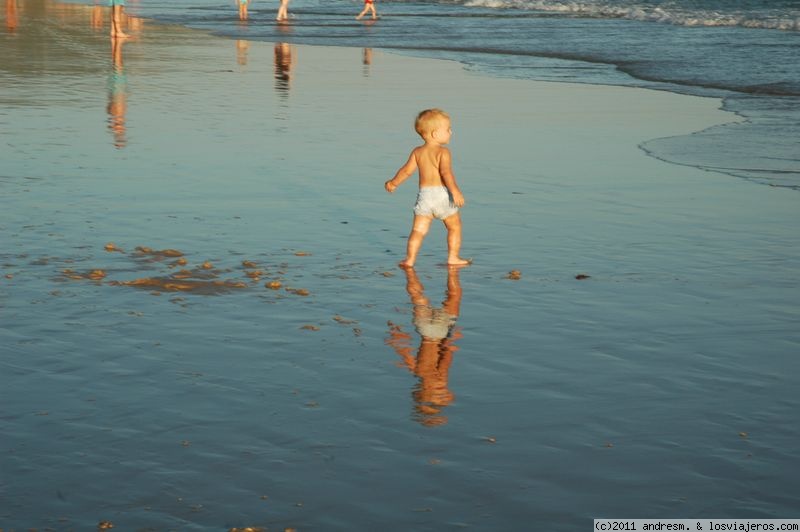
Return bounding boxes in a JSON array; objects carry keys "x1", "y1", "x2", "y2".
[
  {"x1": 6, "y1": 0, "x2": 18, "y2": 32},
  {"x1": 236, "y1": 39, "x2": 250, "y2": 66},
  {"x1": 385, "y1": 109, "x2": 469, "y2": 268},
  {"x1": 386, "y1": 266, "x2": 463, "y2": 427},
  {"x1": 276, "y1": 0, "x2": 289, "y2": 22},
  {"x1": 237, "y1": 0, "x2": 250, "y2": 21},
  {"x1": 362, "y1": 48, "x2": 372, "y2": 76},
  {"x1": 109, "y1": 0, "x2": 127, "y2": 38},
  {"x1": 106, "y1": 37, "x2": 128, "y2": 148},
  {"x1": 356, "y1": 0, "x2": 377, "y2": 20},
  {"x1": 91, "y1": 2, "x2": 104, "y2": 30},
  {"x1": 273, "y1": 42, "x2": 293, "y2": 94},
  {"x1": 127, "y1": 13, "x2": 143, "y2": 32}
]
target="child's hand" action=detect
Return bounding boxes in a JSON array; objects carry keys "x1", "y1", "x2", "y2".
[
  {"x1": 385, "y1": 180, "x2": 397, "y2": 193},
  {"x1": 452, "y1": 191, "x2": 465, "y2": 207}
]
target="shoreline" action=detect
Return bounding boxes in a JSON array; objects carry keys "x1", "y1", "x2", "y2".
[
  {"x1": 98, "y1": 0, "x2": 799, "y2": 190},
  {"x1": 88, "y1": 0, "x2": 784, "y2": 189}
]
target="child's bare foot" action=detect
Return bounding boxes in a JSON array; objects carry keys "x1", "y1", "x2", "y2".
[
  {"x1": 447, "y1": 257, "x2": 472, "y2": 266},
  {"x1": 398, "y1": 260, "x2": 414, "y2": 269}
]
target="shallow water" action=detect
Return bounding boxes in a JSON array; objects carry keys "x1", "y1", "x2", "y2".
[
  {"x1": 61, "y1": 0, "x2": 800, "y2": 188},
  {"x1": 2, "y1": 3, "x2": 800, "y2": 530}
]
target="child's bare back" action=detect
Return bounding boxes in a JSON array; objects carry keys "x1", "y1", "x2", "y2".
[{"x1": 413, "y1": 143, "x2": 451, "y2": 189}]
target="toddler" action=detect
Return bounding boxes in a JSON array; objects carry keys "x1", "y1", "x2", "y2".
[{"x1": 385, "y1": 109, "x2": 470, "y2": 268}]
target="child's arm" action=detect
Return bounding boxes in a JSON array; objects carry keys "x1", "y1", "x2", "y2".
[
  {"x1": 438, "y1": 148, "x2": 465, "y2": 207},
  {"x1": 385, "y1": 149, "x2": 418, "y2": 193}
]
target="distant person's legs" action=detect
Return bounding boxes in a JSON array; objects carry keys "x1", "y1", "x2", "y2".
[
  {"x1": 356, "y1": 0, "x2": 376, "y2": 20},
  {"x1": 276, "y1": 0, "x2": 289, "y2": 21},
  {"x1": 109, "y1": 0, "x2": 127, "y2": 37}
]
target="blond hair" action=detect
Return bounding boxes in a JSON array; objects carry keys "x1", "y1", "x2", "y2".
[{"x1": 414, "y1": 108, "x2": 450, "y2": 138}]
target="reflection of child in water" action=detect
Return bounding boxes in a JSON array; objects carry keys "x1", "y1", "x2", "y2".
[{"x1": 386, "y1": 266, "x2": 463, "y2": 427}]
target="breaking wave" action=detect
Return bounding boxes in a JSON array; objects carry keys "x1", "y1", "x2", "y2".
[{"x1": 460, "y1": 0, "x2": 800, "y2": 31}]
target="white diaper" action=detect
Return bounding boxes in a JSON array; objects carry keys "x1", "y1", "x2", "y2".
[{"x1": 413, "y1": 186, "x2": 458, "y2": 220}]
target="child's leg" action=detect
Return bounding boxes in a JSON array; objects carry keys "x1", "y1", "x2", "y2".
[
  {"x1": 401, "y1": 215, "x2": 432, "y2": 268},
  {"x1": 443, "y1": 213, "x2": 470, "y2": 265}
]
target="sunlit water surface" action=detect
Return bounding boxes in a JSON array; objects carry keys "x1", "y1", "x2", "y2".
[{"x1": 1, "y1": 3, "x2": 799, "y2": 530}]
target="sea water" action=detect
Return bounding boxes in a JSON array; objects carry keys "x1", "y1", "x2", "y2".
[
  {"x1": 2, "y1": 1, "x2": 800, "y2": 530},
  {"x1": 68, "y1": 0, "x2": 800, "y2": 188}
]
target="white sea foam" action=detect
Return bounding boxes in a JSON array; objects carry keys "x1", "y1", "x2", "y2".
[{"x1": 461, "y1": 0, "x2": 800, "y2": 31}]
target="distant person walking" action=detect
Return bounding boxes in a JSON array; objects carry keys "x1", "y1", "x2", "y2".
[
  {"x1": 355, "y1": 0, "x2": 377, "y2": 20},
  {"x1": 276, "y1": 0, "x2": 289, "y2": 21},
  {"x1": 109, "y1": 0, "x2": 127, "y2": 38},
  {"x1": 237, "y1": 0, "x2": 250, "y2": 21}
]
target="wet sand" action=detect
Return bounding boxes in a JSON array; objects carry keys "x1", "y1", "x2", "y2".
[{"x1": 2, "y1": 1, "x2": 799, "y2": 530}]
